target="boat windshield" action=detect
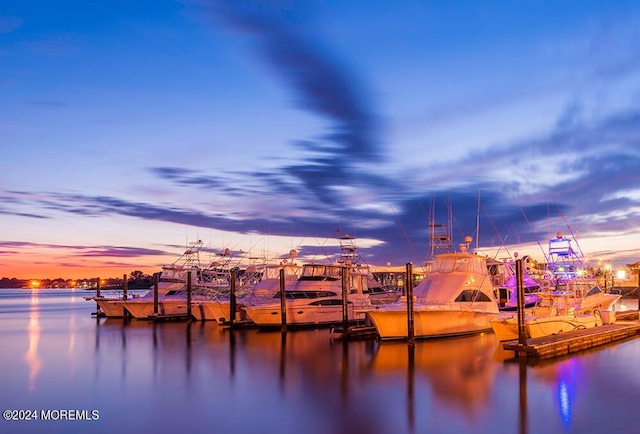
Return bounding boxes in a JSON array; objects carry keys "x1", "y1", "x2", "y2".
[
  {"x1": 434, "y1": 256, "x2": 485, "y2": 274},
  {"x1": 454, "y1": 290, "x2": 493, "y2": 303}
]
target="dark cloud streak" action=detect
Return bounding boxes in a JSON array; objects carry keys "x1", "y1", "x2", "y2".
[{"x1": 207, "y1": 0, "x2": 387, "y2": 207}]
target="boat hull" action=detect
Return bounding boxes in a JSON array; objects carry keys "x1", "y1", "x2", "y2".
[
  {"x1": 244, "y1": 303, "x2": 363, "y2": 327},
  {"x1": 121, "y1": 299, "x2": 189, "y2": 319},
  {"x1": 95, "y1": 299, "x2": 127, "y2": 318},
  {"x1": 490, "y1": 312, "x2": 603, "y2": 341},
  {"x1": 191, "y1": 300, "x2": 234, "y2": 322},
  {"x1": 365, "y1": 308, "x2": 497, "y2": 340}
]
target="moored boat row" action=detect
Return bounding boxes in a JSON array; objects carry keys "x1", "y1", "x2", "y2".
[{"x1": 87, "y1": 231, "x2": 626, "y2": 344}]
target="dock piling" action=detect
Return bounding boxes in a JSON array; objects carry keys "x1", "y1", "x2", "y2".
[
  {"x1": 406, "y1": 262, "x2": 415, "y2": 345},
  {"x1": 153, "y1": 273, "x2": 159, "y2": 315},
  {"x1": 122, "y1": 273, "x2": 129, "y2": 317},
  {"x1": 516, "y1": 258, "x2": 527, "y2": 347},
  {"x1": 95, "y1": 276, "x2": 101, "y2": 313},
  {"x1": 341, "y1": 266, "x2": 349, "y2": 334},
  {"x1": 122, "y1": 273, "x2": 128, "y2": 300},
  {"x1": 229, "y1": 269, "x2": 237, "y2": 326},
  {"x1": 186, "y1": 271, "x2": 192, "y2": 322},
  {"x1": 279, "y1": 268, "x2": 287, "y2": 333}
]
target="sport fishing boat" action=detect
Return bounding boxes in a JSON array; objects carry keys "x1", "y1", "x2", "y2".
[
  {"x1": 490, "y1": 292, "x2": 603, "y2": 341},
  {"x1": 118, "y1": 241, "x2": 246, "y2": 319},
  {"x1": 242, "y1": 235, "x2": 376, "y2": 327},
  {"x1": 490, "y1": 232, "x2": 620, "y2": 341},
  {"x1": 362, "y1": 237, "x2": 500, "y2": 340},
  {"x1": 191, "y1": 254, "x2": 302, "y2": 322},
  {"x1": 540, "y1": 232, "x2": 621, "y2": 314}
]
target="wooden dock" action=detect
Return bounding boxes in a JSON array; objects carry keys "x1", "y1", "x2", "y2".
[
  {"x1": 147, "y1": 313, "x2": 193, "y2": 322},
  {"x1": 221, "y1": 320, "x2": 256, "y2": 330},
  {"x1": 329, "y1": 325, "x2": 378, "y2": 340},
  {"x1": 503, "y1": 320, "x2": 640, "y2": 360}
]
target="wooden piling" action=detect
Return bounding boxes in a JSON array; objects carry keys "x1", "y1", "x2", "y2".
[
  {"x1": 186, "y1": 271, "x2": 192, "y2": 322},
  {"x1": 516, "y1": 258, "x2": 527, "y2": 347},
  {"x1": 122, "y1": 274, "x2": 128, "y2": 300},
  {"x1": 122, "y1": 273, "x2": 129, "y2": 317},
  {"x1": 279, "y1": 268, "x2": 287, "y2": 332},
  {"x1": 95, "y1": 277, "x2": 101, "y2": 313},
  {"x1": 341, "y1": 266, "x2": 349, "y2": 332},
  {"x1": 406, "y1": 262, "x2": 415, "y2": 345},
  {"x1": 153, "y1": 273, "x2": 159, "y2": 315},
  {"x1": 229, "y1": 269, "x2": 237, "y2": 326}
]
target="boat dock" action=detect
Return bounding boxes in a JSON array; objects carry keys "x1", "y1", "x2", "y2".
[
  {"x1": 504, "y1": 315, "x2": 640, "y2": 360},
  {"x1": 147, "y1": 313, "x2": 192, "y2": 322},
  {"x1": 329, "y1": 325, "x2": 378, "y2": 340}
]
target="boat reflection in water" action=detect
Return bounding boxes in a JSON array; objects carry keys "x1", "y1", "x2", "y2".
[
  {"x1": 89, "y1": 318, "x2": 606, "y2": 434},
  {"x1": 367, "y1": 333, "x2": 500, "y2": 429},
  {"x1": 5, "y1": 288, "x2": 638, "y2": 434}
]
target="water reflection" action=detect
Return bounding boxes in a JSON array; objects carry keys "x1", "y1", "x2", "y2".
[
  {"x1": 20, "y1": 290, "x2": 630, "y2": 434},
  {"x1": 24, "y1": 292, "x2": 42, "y2": 393},
  {"x1": 519, "y1": 360, "x2": 528, "y2": 434},
  {"x1": 529, "y1": 358, "x2": 581, "y2": 433},
  {"x1": 368, "y1": 334, "x2": 498, "y2": 421}
]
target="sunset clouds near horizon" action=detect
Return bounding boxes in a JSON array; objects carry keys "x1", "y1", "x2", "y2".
[{"x1": 2, "y1": 1, "x2": 639, "y2": 279}]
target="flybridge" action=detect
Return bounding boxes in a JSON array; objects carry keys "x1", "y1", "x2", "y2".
[{"x1": 547, "y1": 231, "x2": 587, "y2": 281}]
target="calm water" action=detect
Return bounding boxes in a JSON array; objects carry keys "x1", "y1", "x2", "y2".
[{"x1": 0, "y1": 289, "x2": 639, "y2": 434}]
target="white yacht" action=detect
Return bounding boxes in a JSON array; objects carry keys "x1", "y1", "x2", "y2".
[
  {"x1": 118, "y1": 241, "x2": 236, "y2": 319},
  {"x1": 242, "y1": 235, "x2": 376, "y2": 327},
  {"x1": 191, "y1": 258, "x2": 302, "y2": 322},
  {"x1": 363, "y1": 238, "x2": 500, "y2": 340},
  {"x1": 490, "y1": 291, "x2": 604, "y2": 341},
  {"x1": 490, "y1": 232, "x2": 621, "y2": 341}
]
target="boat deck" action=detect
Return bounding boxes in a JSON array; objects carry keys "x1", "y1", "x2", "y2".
[{"x1": 503, "y1": 314, "x2": 640, "y2": 360}]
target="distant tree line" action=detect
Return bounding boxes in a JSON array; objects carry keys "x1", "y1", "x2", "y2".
[
  {"x1": 0, "y1": 271, "x2": 155, "y2": 289},
  {"x1": 0, "y1": 277, "x2": 26, "y2": 288}
]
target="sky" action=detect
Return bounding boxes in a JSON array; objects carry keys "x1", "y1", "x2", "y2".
[{"x1": 1, "y1": 0, "x2": 639, "y2": 279}]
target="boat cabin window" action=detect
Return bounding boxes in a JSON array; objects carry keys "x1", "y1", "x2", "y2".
[
  {"x1": 524, "y1": 285, "x2": 541, "y2": 294},
  {"x1": 455, "y1": 290, "x2": 492, "y2": 303},
  {"x1": 309, "y1": 299, "x2": 347, "y2": 306},
  {"x1": 585, "y1": 286, "x2": 602, "y2": 297},
  {"x1": 274, "y1": 290, "x2": 338, "y2": 299},
  {"x1": 364, "y1": 286, "x2": 388, "y2": 294}
]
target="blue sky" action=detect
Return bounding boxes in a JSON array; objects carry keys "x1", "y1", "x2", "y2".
[{"x1": 1, "y1": 0, "x2": 639, "y2": 278}]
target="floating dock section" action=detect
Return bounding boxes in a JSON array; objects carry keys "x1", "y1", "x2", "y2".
[
  {"x1": 147, "y1": 313, "x2": 192, "y2": 322},
  {"x1": 504, "y1": 318, "x2": 640, "y2": 360},
  {"x1": 329, "y1": 325, "x2": 378, "y2": 340}
]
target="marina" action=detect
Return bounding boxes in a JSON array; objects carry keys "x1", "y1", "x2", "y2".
[
  {"x1": 4, "y1": 4, "x2": 640, "y2": 434},
  {"x1": 2, "y1": 287, "x2": 640, "y2": 434}
]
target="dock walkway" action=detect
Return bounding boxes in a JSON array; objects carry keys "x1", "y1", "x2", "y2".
[{"x1": 504, "y1": 319, "x2": 640, "y2": 360}]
